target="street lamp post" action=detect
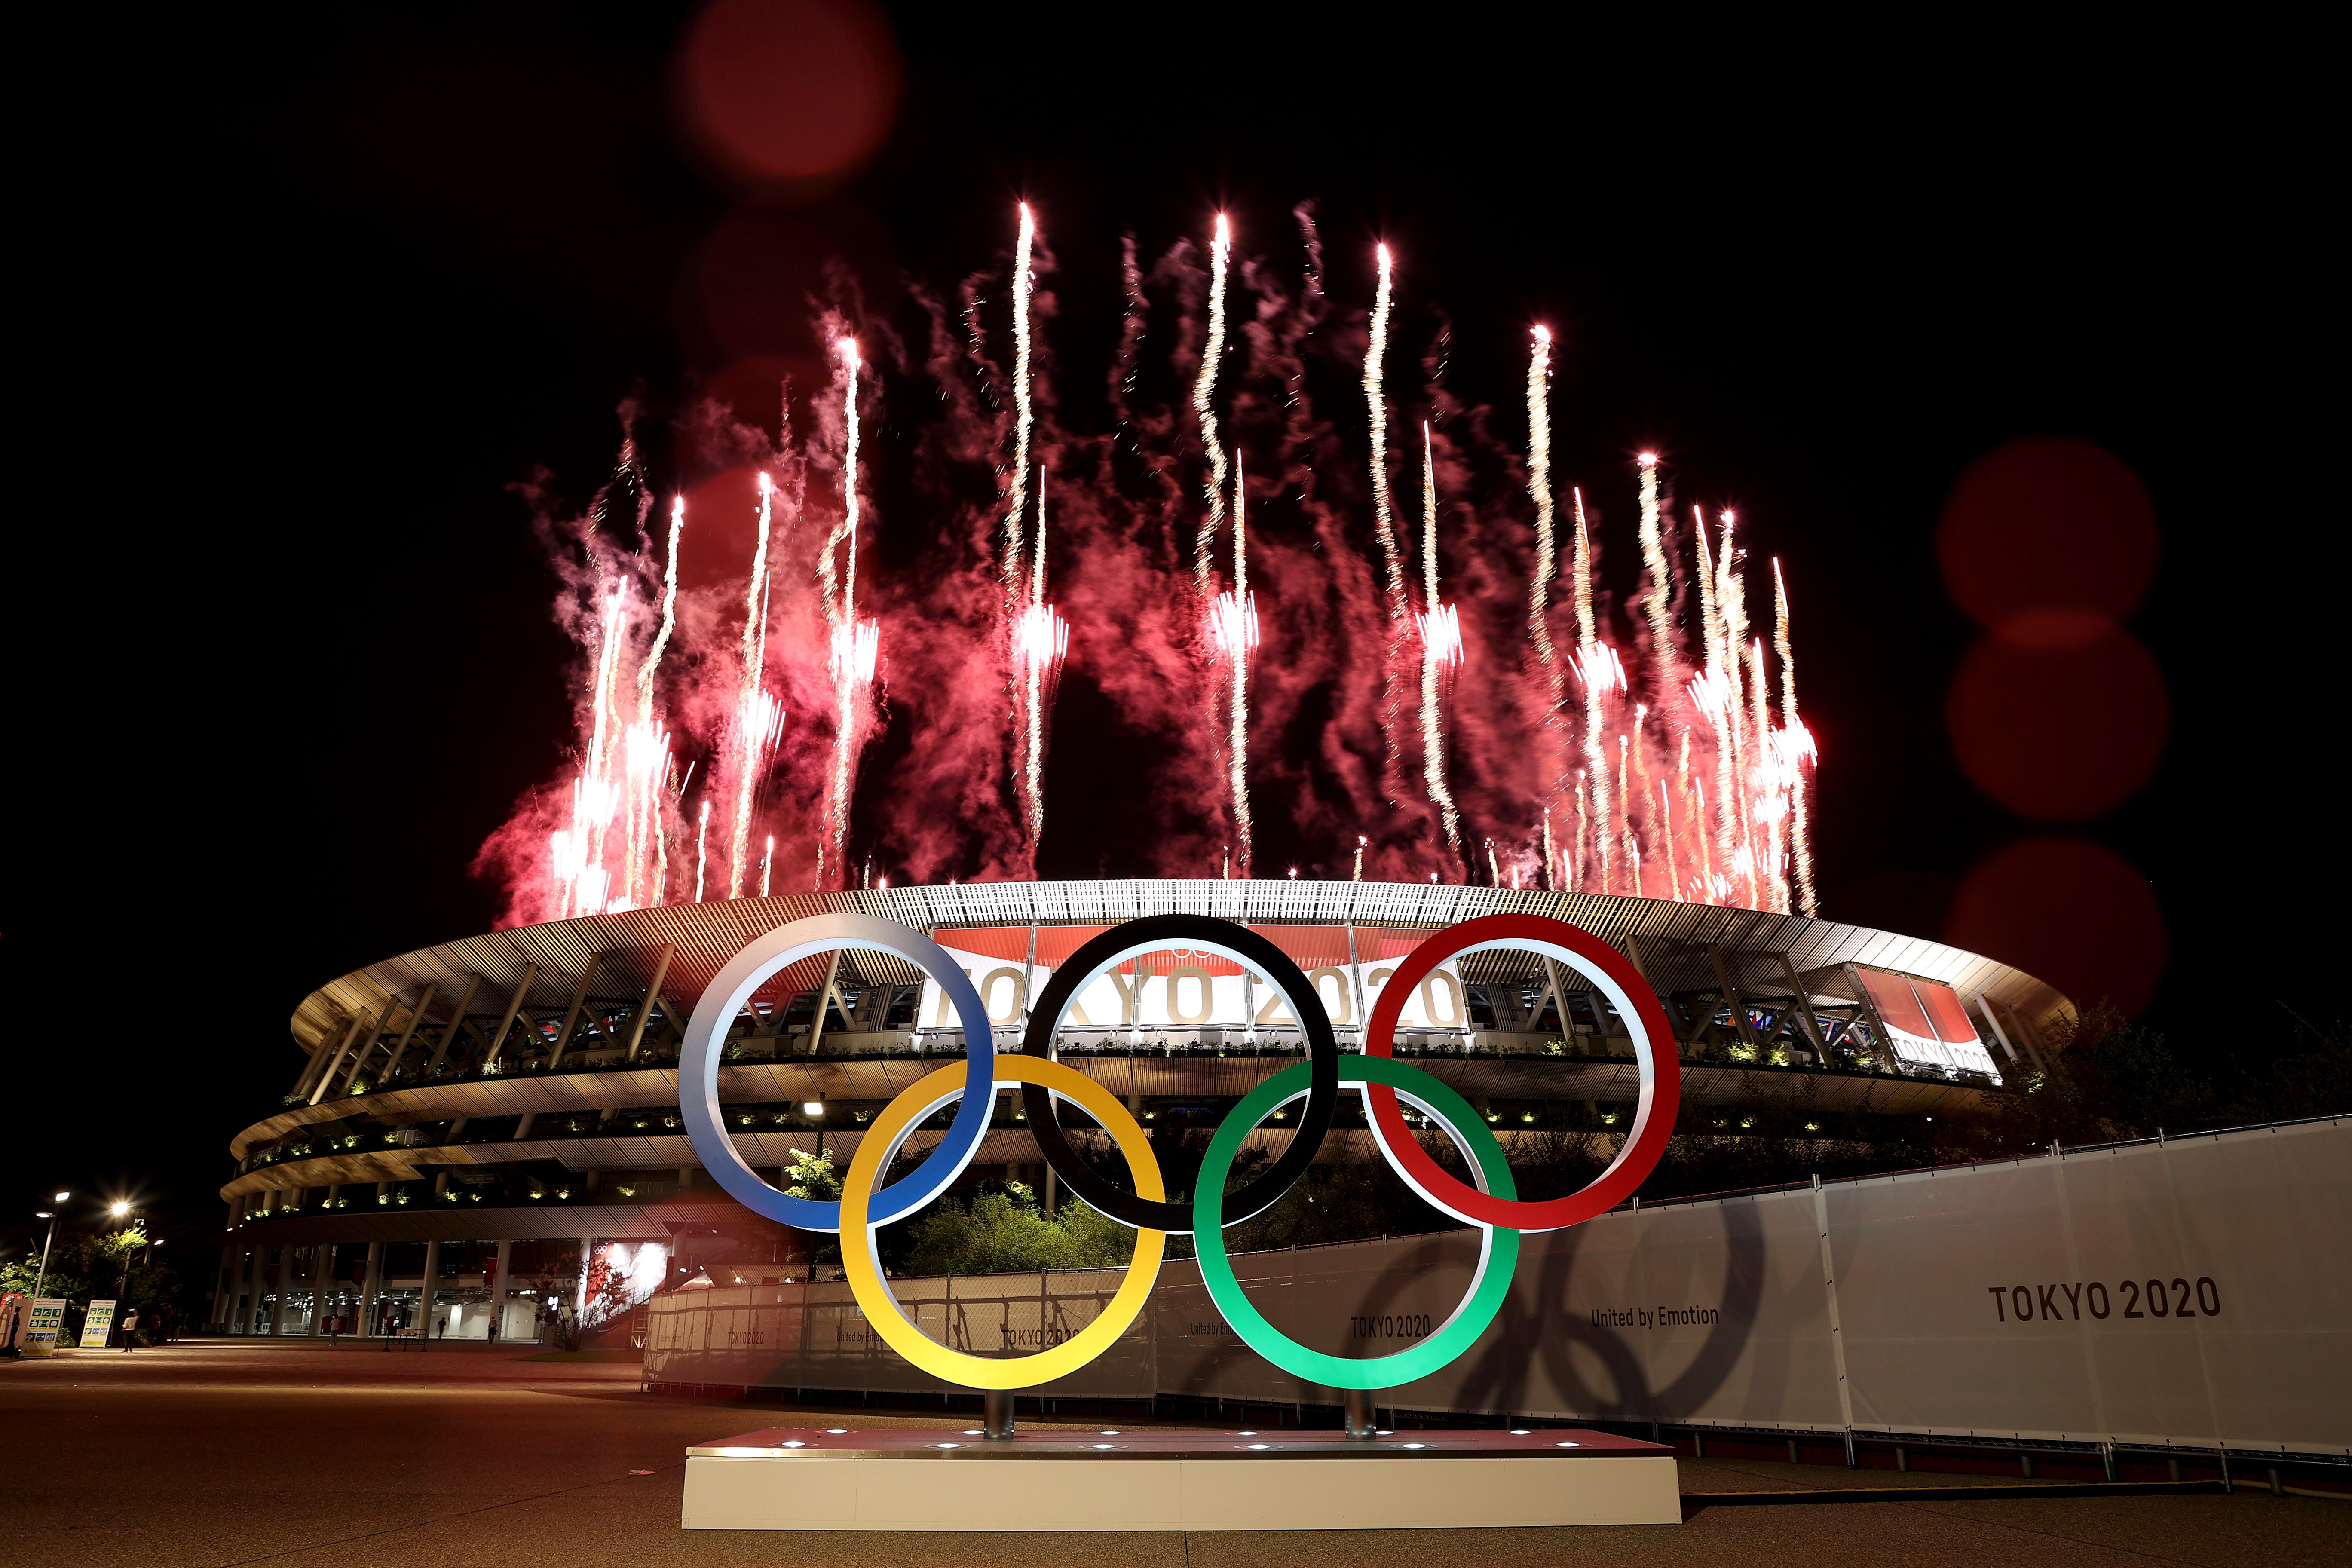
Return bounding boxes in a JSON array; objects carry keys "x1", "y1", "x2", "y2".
[{"x1": 31, "y1": 1191, "x2": 68, "y2": 1301}]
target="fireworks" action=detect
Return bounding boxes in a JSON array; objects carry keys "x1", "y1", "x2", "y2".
[
  {"x1": 1224, "y1": 452, "x2": 1253, "y2": 874},
  {"x1": 1527, "y1": 328, "x2": 1560, "y2": 711},
  {"x1": 1191, "y1": 213, "x2": 1231, "y2": 603},
  {"x1": 1418, "y1": 423, "x2": 1462, "y2": 854},
  {"x1": 1367, "y1": 245, "x2": 1409, "y2": 793},
  {"x1": 1636, "y1": 453, "x2": 1673, "y2": 673},
  {"x1": 488, "y1": 196, "x2": 1822, "y2": 922},
  {"x1": 821, "y1": 338, "x2": 873, "y2": 888},
  {"x1": 728, "y1": 472, "x2": 776, "y2": 900},
  {"x1": 1004, "y1": 203, "x2": 1037, "y2": 615}
]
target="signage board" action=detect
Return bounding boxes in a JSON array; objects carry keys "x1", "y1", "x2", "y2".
[
  {"x1": 79, "y1": 1298, "x2": 118, "y2": 1351},
  {"x1": 20, "y1": 1298, "x2": 67, "y2": 1357}
]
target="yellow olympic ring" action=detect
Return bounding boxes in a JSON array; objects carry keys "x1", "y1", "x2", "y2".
[{"x1": 839, "y1": 1057, "x2": 1166, "y2": 1390}]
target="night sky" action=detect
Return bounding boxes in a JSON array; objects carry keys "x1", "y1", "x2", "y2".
[{"x1": 13, "y1": 7, "x2": 2333, "y2": 1247}]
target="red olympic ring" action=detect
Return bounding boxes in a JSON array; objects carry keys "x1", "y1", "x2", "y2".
[{"x1": 1362, "y1": 913, "x2": 1680, "y2": 1233}]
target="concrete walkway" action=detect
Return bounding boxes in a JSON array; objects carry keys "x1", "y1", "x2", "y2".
[{"x1": 6, "y1": 1341, "x2": 2344, "y2": 1567}]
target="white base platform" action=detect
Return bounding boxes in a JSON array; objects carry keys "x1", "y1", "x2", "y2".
[{"x1": 683, "y1": 1426, "x2": 1681, "y2": 1531}]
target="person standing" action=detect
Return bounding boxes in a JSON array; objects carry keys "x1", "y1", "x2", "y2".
[{"x1": 119, "y1": 1306, "x2": 140, "y2": 1351}]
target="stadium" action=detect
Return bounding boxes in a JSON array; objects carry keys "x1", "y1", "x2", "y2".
[{"x1": 207, "y1": 878, "x2": 2069, "y2": 1342}]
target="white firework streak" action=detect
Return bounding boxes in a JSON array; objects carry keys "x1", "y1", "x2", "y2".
[
  {"x1": 1228, "y1": 450, "x2": 1252, "y2": 874},
  {"x1": 1191, "y1": 214, "x2": 1231, "y2": 603},
  {"x1": 1004, "y1": 202, "x2": 1036, "y2": 616},
  {"x1": 1776, "y1": 558, "x2": 1817, "y2": 916},
  {"x1": 824, "y1": 340, "x2": 865, "y2": 888},
  {"x1": 1418, "y1": 423, "x2": 1460, "y2": 852},
  {"x1": 729, "y1": 473, "x2": 774, "y2": 900},
  {"x1": 1637, "y1": 453, "x2": 1673, "y2": 673},
  {"x1": 1527, "y1": 328, "x2": 1560, "y2": 711},
  {"x1": 1024, "y1": 475, "x2": 1049, "y2": 845}
]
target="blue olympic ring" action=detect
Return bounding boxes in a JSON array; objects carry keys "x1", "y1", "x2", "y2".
[{"x1": 677, "y1": 913, "x2": 994, "y2": 1231}]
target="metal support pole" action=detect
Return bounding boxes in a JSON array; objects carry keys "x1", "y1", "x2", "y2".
[
  {"x1": 1778, "y1": 954, "x2": 1830, "y2": 1057},
  {"x1": 983, "y1": 1387, "x2": 1016, "y2": 1439},
  {"x1": 481, "y1": 966, "x2": 539, "y2": 1071},
  {"x1": 306, "y1": 1013, "x2": 371, "y2": 1106},
  {"x1": 624, "y1": 946, "x2": 676, "y2": 1061},
  {"x1": 1709, "y1": 946, "x2": 1760, "y2": 1050},
  {"x1": 373, "y1": 983, "x2": 438, "y2": 1085},
  {"x1": 425, "y1": 975, "x2": 486, "y2": 1073},
  {"x1": 807, "y1": 952, "x2": 845, "y2": 1056},
  {"x1": 1343, "y1": 1386, "x2": 1377, "y2": 1439},
  {"x1": 547, "y1": 977, "x2": 594, "y2": 1069}
]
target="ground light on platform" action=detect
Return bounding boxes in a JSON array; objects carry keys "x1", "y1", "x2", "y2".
[{"x1": 679, "y1": 1427, "x2": 1683, "y2": 1532}]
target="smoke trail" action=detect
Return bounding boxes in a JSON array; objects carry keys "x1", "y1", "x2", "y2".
[
  {"x1": 1191, "y1": 213, "x2": 1231, "y2": 603},
  {"x1": 760, "y1": 834, "x2": 774, "y2": 899},
  {"x1": 1541, "y1": 807, "x2": 1556, "y2": 891},
  {"x1": 1417, "y1": 424, "x2": 1461, "y2": 853},
  {"x1": 728, "y1": 472, "x2": 775, "y2": 899},
  {"x1": 1570, "y1": 489, "x2": 1610, "y2": 891},
  {"x1": 1775, "y1": 559, "x2": 1817, "y2": 916},
  {"x1": 1693, "y1": 508, "x2": 1735, "y2": 900},
  {"x1": 1636, "y1": 453, "x2": 1674, "y2": 668},
  {"x1": 1526, "y1": 328, "x2": 1561, "y2": 714}
]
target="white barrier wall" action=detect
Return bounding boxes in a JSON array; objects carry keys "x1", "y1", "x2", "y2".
[{"x1": 646, "y1": 1118, "x2": 2350, "y2": 1455}]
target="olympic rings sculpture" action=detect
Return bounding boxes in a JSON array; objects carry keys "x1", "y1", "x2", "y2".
[{"x1": 678, "y1": 908, "x2": 1679, "y2": 1393}]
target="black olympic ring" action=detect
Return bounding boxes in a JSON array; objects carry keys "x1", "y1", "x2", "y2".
[{"x1": 1018, "y1": 914, "x2": 1341, "y2": 1233}]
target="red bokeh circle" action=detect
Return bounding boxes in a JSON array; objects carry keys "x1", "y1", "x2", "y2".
[
  {"x1": 675, "y1": 0, "x2": 901, "y2": 190},
  {"x1": 1938, "y1": 437, "x2": 2158, "y2": 631},
  {"x1": 1946, "y1": 625, "x2": 2168, "y2": 819},
  {"x1": 1948, "y1": 839, "x2": 2166, "y2": 1016}
]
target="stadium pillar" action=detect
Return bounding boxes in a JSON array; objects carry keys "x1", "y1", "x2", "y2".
[
  {"x1": 310, "y1": 1010, "x2": 377, "y2": 1106},
  {"x1": 358, "y1": 1241, "x2": 383, "y2": 1336},
  {"x1": 489, "y1": 1240, "x2": 513, "y2": 1340},
  {"x1": 212, "y1": 1246, "x2": 233, "y2": 1328},
  {"x1": 244, "y1": 1243, "x2": 267, "y2": 1334},
  {"x1": 306, "y1": 1242, "x2": 328, "y2": 1336},
  {"x1": 1975, "y1": 994, "x2": 2021, "y2": 1063},
  {"x1": 270, "y1": 1248, "x2": 293, "y2": 1335},
  {"x1": 418, "y1": 1240, "x2": 441, "y2": 1340}
]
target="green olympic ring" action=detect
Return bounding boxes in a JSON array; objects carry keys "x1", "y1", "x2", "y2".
[{"x1": 1191, "y1": 1055, "x2": 1520, "y2": 1391}]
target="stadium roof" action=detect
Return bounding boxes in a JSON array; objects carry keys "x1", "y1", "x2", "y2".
[{"x1": 291, "y1": 880, "x2": 2070, "y2": 1056}]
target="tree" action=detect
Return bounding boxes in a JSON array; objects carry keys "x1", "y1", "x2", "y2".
[{"x1": 893, "y1": 1183, "x2": 1134, "y2": 1276}]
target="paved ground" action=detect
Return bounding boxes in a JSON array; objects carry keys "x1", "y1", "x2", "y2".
[{"x1": 4, "y1": 1341, "x2": 2344, "y2": 1567}]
